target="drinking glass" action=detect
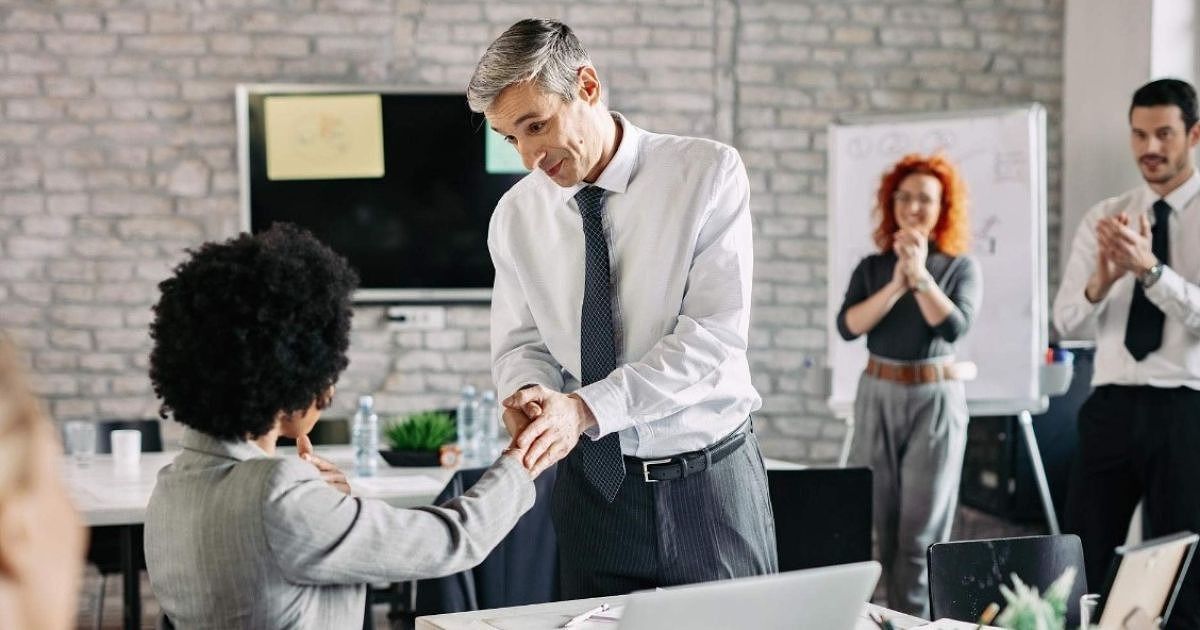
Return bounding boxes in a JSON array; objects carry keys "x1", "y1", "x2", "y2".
[
  {"x1": 1079, "y1": 592, "x2": 1100, "y2": 629},
  {"x1": 64, "y1": 420, "x2": 96, "y2": 466}
]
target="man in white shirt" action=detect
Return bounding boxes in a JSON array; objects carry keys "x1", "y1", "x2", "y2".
[
  {"x1": 1054, "y1": 78, "x2": 1200, "y2": 629},
  {"x1": 467, "y1": 19, "x2": 776, "y2": 597}
]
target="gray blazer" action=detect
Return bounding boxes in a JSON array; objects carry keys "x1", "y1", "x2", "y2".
[{"x1": 145, "y1": 428, "x2": 535, "y2": 629}]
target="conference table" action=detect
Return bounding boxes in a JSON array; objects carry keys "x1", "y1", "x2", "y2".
[
  {"x1": 417, "y1": 598, "x2": 930, "y2": 629},
  {"x1": 62, "y1": 446, "x2": 458, "y2": 630}
]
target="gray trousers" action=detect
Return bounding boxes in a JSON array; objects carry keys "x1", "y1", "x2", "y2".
[
  {"x1": 551, "y1": 428, "x2": 778, "y2": 599},
  {"x1": 850, "y1": 372, "x2": 968, "y2": 619}
]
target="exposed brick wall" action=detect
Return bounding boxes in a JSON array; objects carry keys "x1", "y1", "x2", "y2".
[{"x1": 0, "y1": 0, "x2": 1062, "y2": 461}]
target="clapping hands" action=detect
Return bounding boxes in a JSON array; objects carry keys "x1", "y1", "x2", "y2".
[
  {"x1": 1096, "y1": 212, "x2": 1155, "y2": 275},
  {"x1": 892, "y1": 228, "x2": 931, "y2": 290},
  {"x1": 1086, "y1": 212, "x2": 1156, "y2": 302}
]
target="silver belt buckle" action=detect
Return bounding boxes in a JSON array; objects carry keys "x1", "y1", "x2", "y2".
[{"x1": 641, "y1": 458, "x2": 672, "y2": 483}]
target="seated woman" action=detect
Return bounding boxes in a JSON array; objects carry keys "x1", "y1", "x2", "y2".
[
  {"x1": 144, "y1": 224, "x2": 538, "y2": 629},
  {"x1": 0, "y1": 334, "x2": 87, "y2": 630}
]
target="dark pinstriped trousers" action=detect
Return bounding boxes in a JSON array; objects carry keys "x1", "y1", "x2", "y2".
[{"x1": 551, "y1": 429, "x2": 779, "y2": 599}]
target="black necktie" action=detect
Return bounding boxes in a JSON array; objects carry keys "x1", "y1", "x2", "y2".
[
  {"x1": 1124, "y1": 199, "x2": 1171, "y2": 360},
  {"x1": 573, "y1": 185, "x2": 626, "y2": 502}
]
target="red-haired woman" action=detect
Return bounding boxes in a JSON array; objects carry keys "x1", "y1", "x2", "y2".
[{"x1": 836, "y1": 153, "x2": 982, "y2": 618}]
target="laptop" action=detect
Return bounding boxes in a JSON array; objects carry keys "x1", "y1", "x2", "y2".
[
  {"x1": 618, "y1": 561, "x2": 881, "y2": 630},
  {"x1": 1097, "y1": 531, "x2": 1199, "y2": 629}
]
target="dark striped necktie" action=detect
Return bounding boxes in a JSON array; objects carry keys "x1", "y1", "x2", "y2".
[{"x1": 573, "y1": 185, "x2": 626, "y2": 502}]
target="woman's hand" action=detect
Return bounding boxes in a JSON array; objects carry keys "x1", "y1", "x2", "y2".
[
  {"x1": 892, "y1": 236, "x2": 918, "y2": 289},
  {"x1": 298, "y1": 434, "x2": 351, "y2": 494},
  {"x1": 891, "y1": 239, "x2": 912, "y2": 289},
  {"x1": 894, "y1": 229, "x2": 929, "y2": 287}
]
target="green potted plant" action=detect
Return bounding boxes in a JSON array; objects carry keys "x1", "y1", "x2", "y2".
[
  {"x1": 993, "y1": 566, "x2": 1076, "y2": 630},
  {"x1": 381, "y1": 410, "x2": 457, "y2": 467}
]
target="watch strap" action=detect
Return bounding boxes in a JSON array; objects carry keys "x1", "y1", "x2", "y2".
[{"x1": 1140, "y1": 263, "x2": 1164, "y2": 288}]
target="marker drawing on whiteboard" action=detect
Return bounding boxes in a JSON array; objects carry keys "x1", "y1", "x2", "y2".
[
  {"x1": 975, "y1": 215, "x2": 1000, "y2": 255},
  {"x1": 920, "y1": 129, "x2": 956, "y2": 154},
  {"x1": 879, "y1": 132, "x2": 909, "y2": 156},
  {"x1": 994, "y1": 151, "x2": 1025, "y2": 182}
]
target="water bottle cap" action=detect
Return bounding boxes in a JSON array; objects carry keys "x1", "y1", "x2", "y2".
[
  {"x1": 481, "y1": 390, "x2": 496, "y2": 401},
  {"x1": 461, "y1": 384, "x2": 477, "y2": 396},
  {"x1": 358, "y1": 395, "x2": 374, "y2": 408}
]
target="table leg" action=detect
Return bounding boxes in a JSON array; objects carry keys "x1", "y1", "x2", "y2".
[
  {"x1": 121, "y1": 525, "x2": 140, "y2": 630},
  {"x1": 363, "y1": 584, "x2": 374, "y2": 630}
]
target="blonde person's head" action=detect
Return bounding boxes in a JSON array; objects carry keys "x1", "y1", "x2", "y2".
[{"x1": 0, "y1": 333, "x2": 85, "y2": 630}]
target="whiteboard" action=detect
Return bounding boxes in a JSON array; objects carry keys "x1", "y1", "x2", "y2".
[{"x1": 826, "y1": 105, "x2": 1048, "y2": 417}]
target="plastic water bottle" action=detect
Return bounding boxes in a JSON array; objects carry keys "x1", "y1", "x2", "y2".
[
  {"x1": 478, "y1": 390, "x2": 499, "y2": 459},
  {"x1": 456, "y1": 385, "x2": 478, "y2": 462},
  {"x1": 352, "y1": 395, "x2": 378, "y2": 477}
]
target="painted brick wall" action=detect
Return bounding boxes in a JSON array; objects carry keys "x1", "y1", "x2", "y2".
[{"x1": 0, "y1": 0, "x2": 1062, "y2": 461}]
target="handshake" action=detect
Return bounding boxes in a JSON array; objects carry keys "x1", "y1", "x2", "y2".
[
  {"x1": 499, "y1": 384, "x2": 599, "y2": 478},
  {"x1": 295, "y1": 384, "x2": 598, "y2": 495}
]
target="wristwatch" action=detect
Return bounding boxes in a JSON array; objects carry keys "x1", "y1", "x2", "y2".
[
  {"x1": 913, "y1": 275, "x2": 932, "y2": 293},
  {"x1": 1139, "y1": 262, "x2": 1165, "y2": 288}
]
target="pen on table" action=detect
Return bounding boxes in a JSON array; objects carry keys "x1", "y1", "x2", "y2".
[
  {"x1": 976, "y1": 602, "x2": 1000, "y2": 628},
  {"x1": 561, "y1": 603, "x2": 610, "y2": 628}
]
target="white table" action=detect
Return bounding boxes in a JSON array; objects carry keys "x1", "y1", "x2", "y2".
[
  {"x1": 416, "y1": 597, "x2": 928, "y2": 629},
  {"x1": 63, "y1": 448, "x2": 804, "y2": 630},
  {"x1": 63, "y1": 446, "x2": 457, "y2": 526},
  {"x1": 62, "y1": 446, "x2": 458, "y2": 630}
]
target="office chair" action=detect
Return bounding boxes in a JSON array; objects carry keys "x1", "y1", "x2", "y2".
[
  {"x1": 928, "y1": 534, "x2": 1088, "y2": 627},
  {"x1": 275, "y1": 417, "x2": 351, "y2": 447},
  {"x1": 413, "y1": 465, "x2": 560, "y2": 615},
  {"x1": 767, "y1": 467, "x2": 873, "y2": 571},
  {"x1": 87, "y1": 419, "x2": 163, "y2": 630}
]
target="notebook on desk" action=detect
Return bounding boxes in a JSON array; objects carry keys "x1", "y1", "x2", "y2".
[{"x1": 617, "y1": 561, "x2": 881, "y2": 630}]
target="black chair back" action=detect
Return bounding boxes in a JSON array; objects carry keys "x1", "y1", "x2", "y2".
[
  {"x1": 415, "y1": 465, "x2": 559, "y2": 613},
  {"x1": 768, "y1": 467, "x2": 872, "y2": 571},
  {"x1": 276, "y1": 417, "x2": 350, "y2": 447},
  {"x1": 95, "y1": 419, "x2": 163, "y2": 454},
  {"x1": 928, "y1": 534, "x2": 1088, "y2": 627}
]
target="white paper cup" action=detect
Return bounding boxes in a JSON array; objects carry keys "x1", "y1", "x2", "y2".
[{"x1": 111, "y1": 429, "x2": 142, "y2": 466}]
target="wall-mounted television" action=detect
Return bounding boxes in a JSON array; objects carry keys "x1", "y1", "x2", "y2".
[{"x1": 236, "y1": 83, "x2": 527, "y2": 302}]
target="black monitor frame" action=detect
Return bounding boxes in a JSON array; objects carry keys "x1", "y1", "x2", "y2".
[{"x1": 236, "y1": 83, "x2": 525, "y2": 303}]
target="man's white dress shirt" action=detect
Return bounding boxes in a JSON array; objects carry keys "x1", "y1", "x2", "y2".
[
  {"x1": 1053, "y1": 169, "x2": 1200, "y2": 389},
  {"x1": 488, "y1": 113, "x2": 760, "y2": 458}
]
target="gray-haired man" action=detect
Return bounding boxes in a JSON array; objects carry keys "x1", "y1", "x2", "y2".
[{"x1": 468, "y1": 19, "x2": 777, "y2": 598}]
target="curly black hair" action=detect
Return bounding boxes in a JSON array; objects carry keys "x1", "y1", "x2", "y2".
[{"x1": 149, "y1": 223, "x2": 358, "y2": 440}]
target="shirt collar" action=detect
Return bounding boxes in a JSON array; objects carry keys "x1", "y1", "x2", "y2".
[
  {"x1": 1147, "y1": 168, "x2": 1200, "y2": 213},
  {"x1": 547, "y1": 111, "x2": 642, "y2": 207},
  {"x1": 180, "y1": 426, "x2": 271, "y2": 462},
  {"x1": 590, "y1": 111, "x2": 640, "y2": 194}
]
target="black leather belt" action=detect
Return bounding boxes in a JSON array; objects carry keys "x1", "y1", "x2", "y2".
[{"x1": 624, "y1": 421, "x2": 750, "y2": 483}]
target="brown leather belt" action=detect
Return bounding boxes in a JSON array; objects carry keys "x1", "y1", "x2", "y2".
[{"x1": 865, "y1": 357, "x2": 962, "y2": 385}]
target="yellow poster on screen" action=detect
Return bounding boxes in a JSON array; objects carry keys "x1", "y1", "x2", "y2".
[{"x1": 264, "y1": 94, "x2": 385, "y2": 180}]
